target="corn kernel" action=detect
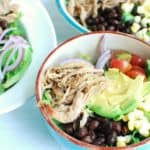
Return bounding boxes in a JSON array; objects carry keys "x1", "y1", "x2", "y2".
[
  {"x1": 131, "y1": 23, "x2": 141, "y2": 33},
  {"x1": 134, "y1": 16, "x2": 141, "y2": 23}
]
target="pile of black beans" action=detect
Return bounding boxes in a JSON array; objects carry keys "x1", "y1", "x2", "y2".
[
  {"x1": 85, "y1": 5, "x2": 132, "y2": 34},
  {"x1": 63, "y1": 116, "x2": 129, "y2": 146}
]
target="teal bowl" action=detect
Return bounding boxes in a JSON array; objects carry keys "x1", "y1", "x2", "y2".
[
  {"x1": 56, "y1": 0, "x2": 89, "y2": 33},
  {"x1": 36, "y1": 32, "x2": 150, "y2": 150}
]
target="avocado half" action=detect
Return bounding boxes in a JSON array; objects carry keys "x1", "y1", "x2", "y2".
[{"x1": 87, "y1": 69, "x2": 144, "y2": 119}]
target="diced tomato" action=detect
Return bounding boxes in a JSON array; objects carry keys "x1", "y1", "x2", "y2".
[
  {"x1": 126, "y1": 68, "x2": 146, "y2": 79},
  {"x1": 131, "y1": 54, "x2": 146, "y2": 67},
  {"x1": 132, "y1": 65, "x2": 145, "y2": 74},
  {"x1": 110, "y1": 58, "x2": 132, "y2": 73}
]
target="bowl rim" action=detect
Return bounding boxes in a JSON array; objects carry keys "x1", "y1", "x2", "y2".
[
  {"x1": 56, "y1": 0, "x2": 89, "y2": 33},
  {"x1": 36, "y1": 31, "x2": 150, "y2": 150}
]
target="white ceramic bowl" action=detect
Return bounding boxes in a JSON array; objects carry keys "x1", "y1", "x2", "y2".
[
  {"x1": 36, "y1": 32, "x2": 150, "y2": 150},
  {"x1": 0, "y1": 0, "x2": 57, "y2": 115}
]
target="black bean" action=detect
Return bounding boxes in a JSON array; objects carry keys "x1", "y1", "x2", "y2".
[
  {"x1": 112, "y1": 20, "x2": 120, "y2": 26},
  {"x1": 64, "y1": 123, "x2": 74, "y2": 135},
  {"x1": 107, "y1": 10, "x2": 118, "y2": 19},
  {"x1": 112, "y1": 122, "x2": 122, "y2": 134},
  {"x1": 75, "y1": 127, "x2": 88, "y2": 138},
  {"x1": 98, "y1": 16, "x2": 105, "y2": 23},
  {"x1": 90, "y1": 25, "x2": 98, "y2": 31},
  {"x1": 94, "y1": 18, "x2": 100, "y2": 24},
  {"x1": 89, "y1": 130, "x2": 96, "y2": 140},
  {"x1": 115, "y1": 6, "x2": 122, "y2": 14},
  {"x1": 97, "y1": 24, "x2": 105, "y2": 31},
  {"x1": 88, "y1": 120, "x2": 100, "y2": 130},
  {"x1": 106, "y1": 131, "x2": 117, "y2": 145},
  {"x1": 94, "y1": 136, "x2": 105, "y2": 145},
  {"x1": 121, "y1": 125, "x2": 129, "y2": 136},
  {"x1": 86, "y1": 17, "x2": 94, "y2": 26},
  {"x1": 81, "y1": 135, "x2": 93, "y2": 144},
  {"x1": 125, "y1": 28, "x2": 132, "y2": 34},
  {"x1": 100, "y1": 119, "x2": 112, "y2": 135},
  {"x1": 107, "y1": 26, "x2": 116, "y2": 31},
  {"x1": 103, "y1": 22, "x2": 108, "y2": 27}
]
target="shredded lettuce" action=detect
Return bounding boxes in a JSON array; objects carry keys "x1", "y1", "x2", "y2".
[
  {"x1": 80, "y1": 53, "x2": 92, "y2": 61},
  {"x1": 42, "y1": 90, "x2": 52, "y2": 105},
  {"x1": 1, "y1": 46, "x2": 32, "y2": 89},
  {"x1": 8, "y1": 13, "x2": 26, "y2": 37},
  {"x1": 0, "y1": 12, "x2": 33, "y2": 93}
]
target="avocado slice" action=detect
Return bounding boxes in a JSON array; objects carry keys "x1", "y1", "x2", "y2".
[
  {"x1": 87, "y1": 69, "x2": 144, "y2": 119},
  {"x1": 142, "y1": 82, "x2": 150, "y2": 97},
  {"x1": 116, "y1": 52, "x2": 132, "y2": 62}
]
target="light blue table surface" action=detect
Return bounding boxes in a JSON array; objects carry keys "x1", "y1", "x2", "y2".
[{"x1": 0, "y1": 1, "x2": 150, "y2": 150}]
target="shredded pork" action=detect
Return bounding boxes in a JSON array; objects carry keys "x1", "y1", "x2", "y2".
[{"x1": 40, "y1": 62, "x2": 107, "y2": 124}]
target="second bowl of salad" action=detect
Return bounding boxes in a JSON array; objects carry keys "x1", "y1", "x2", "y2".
[
  {"x1": 57, "y1": 0, "x2": 150, "y2": 42},
  {"x1": 36, "y1": 32, "x2": 150, "y2": 150}
]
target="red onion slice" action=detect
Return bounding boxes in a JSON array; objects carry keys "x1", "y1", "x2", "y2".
[
  {"x1": 0, "y1": 34, "x2": 28, "y2": 82},
  {"x1": 2, "y1": 47, "x2": 24, "y2": 74},
  {"x1": 0, "y1": 40, "x2": 6, "y2": 45},
  {"x1": 60, "y1": 58, "x2": 94, "y2": 67},
  {"x1": 96, "y1": 50, "x2": 111, "y2": 69},
  {"x1": 0, "y1": 28, "x2": 15, "y2": 41},
  {"x1": 0, "y1": 44, "x2": 16, "y2": 69},
  {"x1": 96, "y1": 35, "x2": 112, "y2": 69},
  {"x1": 0, "y1": 71, "x2": 4, "y2": 82},
  {"x1": 98, "y1": 35, "x2": 107, "y2": 55}
]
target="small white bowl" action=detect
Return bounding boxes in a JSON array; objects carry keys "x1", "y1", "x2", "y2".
[{"x1": 36, "y1": 32, "x2": 150, "y2": 150}]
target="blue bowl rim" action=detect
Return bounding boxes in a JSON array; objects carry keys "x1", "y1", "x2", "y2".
[{"x1": 56, "y1": 0, "x2": 89, "y2": 33}]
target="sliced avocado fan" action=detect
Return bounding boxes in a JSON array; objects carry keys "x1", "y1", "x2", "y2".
[{"x1": 87, "y1": 69, "x2": 144, "y2": 119}]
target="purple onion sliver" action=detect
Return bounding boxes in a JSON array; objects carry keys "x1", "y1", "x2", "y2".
[
  {"x1": 5, "y1": 48, "x2": 24, "y2": 72},
  {"x1": 1, "y1": 40, "x2": 14, "y2": 51},
  {"x1": 0, "y1": 71, "x2": 4, "y2": 83},
  {"x1": 0, "y1": 40, "x2": 6, "y2": 45},
  {"x1": 98, "y1": 35, "x2": 107, "y2": 56},
  {"x1": 96, "y1": 50, "x2": 111, "y2": 69},
  {"x1": 0, "y1": 28, "x2": 15, "y2": 41},
  {"x1": 60, "y1": 58, "x2": 94, "y2": 67},
  {"x1": 2, "y1": 47, "x2": 23, "y2": 74},
  {"x1": 0, "y1": 44, "x2": 16, "y2": 69}
]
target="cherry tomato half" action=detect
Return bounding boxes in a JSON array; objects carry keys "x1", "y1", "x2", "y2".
[
  {"x1": 110, "y1": 58, "x2": 132, "y2": 73},
  {"x1": 126, "y1": 68, "x2": 146, "y2": 79},
  {"x1": 132, "y1": 65, "x2": 145, "y2": 74},
  {"x1": 131, "y1": 54, "x2": 146, "y2": 67}
]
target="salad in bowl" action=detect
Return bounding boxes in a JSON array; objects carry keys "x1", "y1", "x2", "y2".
[
  {"x1": 57, "y1": 0, "x2": 150, "y2": 42},
  {"x1": 36, "y1": 32, "x2": 150, "y2": 149},
  {"x1": 0, "y1": 0, "x2": 32, "y2": 94}
]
